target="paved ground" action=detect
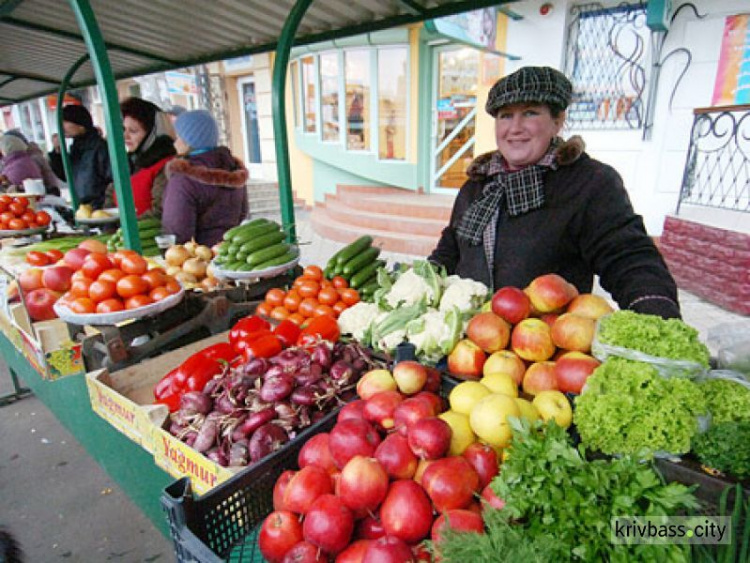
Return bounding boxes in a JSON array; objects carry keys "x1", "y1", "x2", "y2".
[{"x1": 0, "y1": 209, "x2": 747, "y2": 562}]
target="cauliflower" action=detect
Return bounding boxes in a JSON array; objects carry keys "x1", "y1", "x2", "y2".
[
  {"x1": 336, "y1": 302, "x2": 380, "y2": 342},
  {"x1": 406, "y1": 307, "x2": 464, "y2": 365},
  {"x1": 439, "y1": 275, "x2": 489, "y2": 313},
  {"x1": 378, "y1": 329, "x2": 407, "y2": 353},
  {"x1": 385, "y1": 269, "x2": 435, "y2": 308}
]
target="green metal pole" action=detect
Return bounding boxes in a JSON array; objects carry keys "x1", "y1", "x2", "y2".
[
  {"x1": 272, "y1": 0, "x2": 314, "y2": 243},
  {"x1": 56, "y1": 54, "x2": 89, "y2": 211},
  {"x1": 68, "y1": 0, "x2": 141, "y2": 252}
]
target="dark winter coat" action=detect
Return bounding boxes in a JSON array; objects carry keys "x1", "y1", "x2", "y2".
[
  {"x1": 162, "y1": 147, "x2": 248, "y2": 247},
  {"x1": 69, "y1": 129, "x2": 112, "y2": 209},
  {"x1": 429, "y1": 137, "x2": 681, "y2": 319}
]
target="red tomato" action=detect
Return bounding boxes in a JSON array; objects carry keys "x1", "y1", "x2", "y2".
[
  {"x1": 317, "y1": 287, "x2": 339, "y2": 306},
  {"x1": 313, "y1": 304, "x2": 335, "y2": 318},
  {"x1": 332, "y1": 301, "x2": 348, "y2": 316},
  {"x1": 293, "y1": 275, "x2": 318, "y2": 289},
  {"x1": 116, "y1": 274, "x2": 149, "y2": 299},
  {"x1": 149, "y1": 286, "x2": 171, "y2": 301},
  {"x1": 120, "y1": 254, "x2": 148, "y2": 275},
  {"x1": 8, "y1": 203, "x2": 24, "y2": 216},
  {"x1": 283, "y1": 289, "x2": 301, "y2": 313},
  {"x1": 0, "y1": 195, "x2": 11, "y2": 205},
  {"x1": 141, "y1": 269, "x2": 167, "y2": 290},
  {"x1": 98, "y1": 268, "x2": 125, "y2": 284},
  {"x1": 88, "y1": 279, "x2": 117, "y2": 303},
  {"x1": 270, "y1": 306, "x2": 290, "y2": 321},
  {"x1": 96, "y1": 298, "x2": 125, "y2": 314},
  {"x1": 340, "y1": 288, "x2": 360, "y2": 306},
  {"x1": 70, "y1": 297, "x2": 96, "y2": 314},
  {"x1": 265, "y1": 288, "x2": 286, "y2": 307},
  {"x1": 125, "y1": 294, "x2": 154, "y2": 309},
  {"x1": 302, "y1": 265, "x2": 324, "y2": 281},
  {"x1": 14, "y1": 197, "x2": 29, "y2": 208},
  {"x1": 110, "y1": 249, "x2": 139, "y2": 268},
  {"x1": 164, "y1": 279, "x2": 181, "y2": 295},
  {"x1": 298, "y1": 280, "x2": 320, "y2": 299},
  {"x1": 0, "y1": 201, "x2": 7, "y2": 213},
  {"x1": 287, "y1": 312, "x2": 305, "y2": 326},
  {"x1": 332, "y1": 276, "x2": 349, "y2": 289},
  {"x1": 8, "y1": 218, "x2": 27, "y2": 230},
  {"x1": 34, "y1": 211, "x2": 51, "y2": 226},
  {"x1": 0, "y1": 212, "x2": 13, "y2": 225},
  {"x1": 25, "y1": 251, "x2": 50, "y2": 267},
  {"x1": 44, "y1": 249, "x2": 64, "y2": 263},
  {"x1": 82, "y1": 253, "x2": 114, "y2": 280},
  {"x1": 298, "y1": 297, "x2": 319, "y2": 318},
  {"x1": 69, "y1": 278, "x2": 93, "y2": 298},
  {"x1": 255, "y1": 301, "x2": 273, "y2": 317},
  {"x1": 21, "y1": 211, "x2": 35, "y2": 224}
]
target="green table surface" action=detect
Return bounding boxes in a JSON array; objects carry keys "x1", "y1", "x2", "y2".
[{"x1": 0, "y1": 331, "x2": 173, "y2": 537}]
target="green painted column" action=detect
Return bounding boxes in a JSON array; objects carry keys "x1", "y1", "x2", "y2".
[
  {"x1": 68, "y1": 0, "x2": 141, "y2": 252},
  {"x1": 272, "y1": 0, "x2": 314, "y2": 243}
]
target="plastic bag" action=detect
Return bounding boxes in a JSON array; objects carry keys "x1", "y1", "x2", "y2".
[{"x1": 707, "y1": 321, "x2": 750, "y2": 375}]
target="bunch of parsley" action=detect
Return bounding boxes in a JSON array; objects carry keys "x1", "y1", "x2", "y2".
[{"x1": 693, "y1": 421, "x2": 750, "y2": 479}]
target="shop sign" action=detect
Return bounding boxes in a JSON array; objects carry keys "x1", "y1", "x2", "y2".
[
  {"x1": 427, "y1": 7, "x2": 497, "y2": 51},
  {"x1": 166, "y1": 71, "x2": 198, "y2": 95},
  {"x1": 712, "y1": 13, "x2": 750, "y2": 106},
  {"x1": 437, "y1": 98, "x2": 458, "y2": 119},
  {"x1": 224, "y1": 55, "x2": 254, "y2": 71}
]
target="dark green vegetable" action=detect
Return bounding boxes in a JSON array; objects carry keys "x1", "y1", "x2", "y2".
[
  {"x1": 246, "y1": 243, "x2": 290, "y2": 266},
  {"x1": 692, "y1": 421, "x2": 750, "y2": 479},
  {"x1": 239, "y1": 230, "x2": 286, "y2": 256},
  {"x1": 350, "y1": 260, "x2": 385, "y2": 288},
  {"x1": 342, "y1": 246, "x2": 380, "y2": 276},
  {"x1": 231, "y1": 221, "x2": 279, "y2": 245},
  {"x1": 223, "y1": 217, "x2": 269, "y2": 241},
  {"x1": 336, "y1": 235, "x2": 373, "y2": 266}
]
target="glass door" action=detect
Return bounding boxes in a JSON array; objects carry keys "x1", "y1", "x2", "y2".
[
  {"x1": 430, "y1": 46, "x2": 480, "y2": 193},
  {"x1": 237, "y1": 76, "x2": 263, "y2": 177}
]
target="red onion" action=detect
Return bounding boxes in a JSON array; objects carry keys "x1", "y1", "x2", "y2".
[
  {"x1": 329, "y1": 360, "x2": 354, "y2": 383},
  {"x1": 271, "y1": 348, "x2": 310, "y2": 373},
  {"x1": 193, "y1": 413, "x2": 220, "y2": 453},
  {"x1": 260, "y1": 375, "x2": 295, "y2": 402},
  {"x1": 263, "y1": 365, "x2": 285, "y2": 381},
  {"x1": 179, "y1": 391, "x2": 213, "y2": 415},
  {"x1": 294, "y1": 363, "x2": 324, "y2": 386},
  {"x1": 202, "y1": 378, "x2": 222, "y2": 396},
  {"x1": 244, "y1": 357, "x2": 269, "y2": 377},
  {"x1": 248, "y1": 423, "x2": 288, "y2": 462},
  {"x1": 228, "y1": 440, "x2": 249, "y2": 467},
  {"x1": 237, "y1": 407, "x2": 276, "y2": 437},
  {"x1": 290, "y1": 386, "x2": 318, "y2": 406},
  {"x1": 215, "y1": 393, "x2": 238, "y2": 415},
  {"x1": 205, "y1": 447, "x2": 228, "y2": 467},
  {"x1": 311, "y1": 342, "x2": 333, "y2": 369}
]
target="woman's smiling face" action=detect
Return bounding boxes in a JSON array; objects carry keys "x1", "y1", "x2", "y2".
[{"x1": 494, "y1": 103, "x2": 564, "y2": 170}]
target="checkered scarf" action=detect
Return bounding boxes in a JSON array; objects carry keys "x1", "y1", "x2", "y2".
[{"x1": 456, "y1": 143, "x2": 559, "y2": 270}]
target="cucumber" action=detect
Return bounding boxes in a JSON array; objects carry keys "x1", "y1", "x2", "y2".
[
  {"x1": 342, "y1": 247, "x2": 380, "y2": 276},
  {"x1": 224, "y1": 260, "x2": 246, "y2": 271},
  {"x1": 246, "y1": 243, "x2": 291, "y2": 267},
  {"x1": 236, "y1": 250, "x2": 250, "y2": 261},
  {"x1": 350, "y1": 260, "x2": 385, "y2": 289},
  {"x1": 254, "y1": 251, "x2": 297, "y2": 270},
  {"x1": 360, "y1": 278, "x2": 379, "y2": 295},
  {"x1": 238, "y1": 230, "x2": 286, "y2": 255},
  {"x1": 231, "y1": 221, "x2": 280, "y2": 245},
  {"x1": 223, "y1": 217, "x2": 269, "y2": 241},
  {"x1": 226, "y1": 244, "x2": 240, "y2": 256},
  {"x1": 335, "y1": 236, "x2": 373, "y2": 266},
  {"x1": 325, "y1": 247, "x2": 345, "y2": 271}
]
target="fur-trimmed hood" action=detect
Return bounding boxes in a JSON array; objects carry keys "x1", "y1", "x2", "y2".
[
  {"x1": 466, "y1": 135, "x2": 586, "y2": 181},
  {"x1": 166, "y1": 147, "x2": 248, "y2": 188}
]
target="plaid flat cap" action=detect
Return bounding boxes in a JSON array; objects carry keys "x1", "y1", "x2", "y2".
[{"x1": 486, "y1": 66, "x2": 572, "y2": 117}]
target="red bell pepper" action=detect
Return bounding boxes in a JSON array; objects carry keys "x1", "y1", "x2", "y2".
[
  {"x1": 241, "y1": 333, "x2": 283, "y2": 362},
  {"x1": 297, "y1": 314, "x2": 341, "y2": 348},
  {"x1": 229, "y1": 315, "x2": 271, "y2": 353},
  {"x1": 273, "y1": 319, "x2": 302, "y2": 348}
]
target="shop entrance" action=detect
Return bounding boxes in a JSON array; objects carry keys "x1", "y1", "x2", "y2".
[
  {"x1": 237, "y1": 76, "x2": 263, "y2": 177},
  {"x1": 430, "y1": 45, "x2": 480, "y2": 193}
]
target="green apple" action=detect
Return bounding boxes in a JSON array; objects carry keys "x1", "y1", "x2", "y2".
[{"x1": 532, "y1": 390, "x2": 572, "y2": 428}]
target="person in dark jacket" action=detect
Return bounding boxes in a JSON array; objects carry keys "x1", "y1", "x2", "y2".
[
  {"x1": 103, "y1": 97, "x2": 176, "y2": 217},
  {"x1": 62, "y1": 104, "x2": 111, "y2": 209},
  {"x1": 162, "y1": 109, "x2": 248, "y2": 246},
  {"x1": 47, "y1": 133, "x2": 66, "y2": 182},
  {"x1": 429, "y1": 66, "x2": 681, "y2": 319}
]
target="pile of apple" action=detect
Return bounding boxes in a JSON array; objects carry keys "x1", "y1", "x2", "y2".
[
  {"x1": 258, "y1": 361, "x2": 508, "y2": 562},
  {"x1": 447, "y1": 273, "x2": 614, "y2": 402},
  {"x1": 17, "y1": 256, "x2": 77, "y2": 322}
]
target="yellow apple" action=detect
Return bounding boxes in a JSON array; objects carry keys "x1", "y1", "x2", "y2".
[
  {"x1": 469, "y1": 393, "x2": 521, "y2": 448},
  {"x1": 532, "y1": 390, "x2": 573, "y2": 428}
]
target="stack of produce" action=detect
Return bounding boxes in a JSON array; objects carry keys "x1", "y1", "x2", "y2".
[
  {"x1": 106, "y1": 217, "x2": 162, "y2": 257},
  {"x1": 75, "y1": 203, "x2": 113, "y2": 220},
  {"x1": 163, "y1": 240, "x2": 220, "y2": 291},
  {"x1": 0, "y1": 194, "x2": 51, "y2": 231},
  {"x1": 255, "y1": 265, "x2": 361, "y2": 323},
  {"x1": 214, "y1": 218, "x2": 298, "y2": 272},
  {"x1": 324, "y1": 236, "x2": 384, "y2": 300}
]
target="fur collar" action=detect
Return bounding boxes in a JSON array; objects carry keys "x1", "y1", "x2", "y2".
[
  {"x1": 466, "y1": 135, "x2": 586, "y2": 180},
  {"x1": 166, "y1": 155, "x2": 248, "y2": 188}
]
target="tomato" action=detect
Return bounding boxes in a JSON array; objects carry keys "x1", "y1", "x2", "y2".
[
  {"x1": 319, "y1": 279, "x2": 333, "y2": 289},
  {"x1": 332, "y1": 276, "x2": 349, "y2": 289},
  {"x1": 297, "y1": 314, "x2": 341, "y2": 346},
  {"x1": 70, "y1": 297, "x2": 96, "y2": 314},
  {"x1": 255, "y1": 301, "x2": 273, "y2": 317},
  {"x1": 297, "y1": 280, "x2": 320, "y2": 299},
  {"x1": 149, "y1": 286, "x2": 171, "y2": 301},
  {"x1": 270, "y1": 306, "x2": 290, "y2": 321},
  {"x1": 25, "y1": 251, "x2": 50, "y2": 267},
  {"x1": 120, "y1": 254, "x2": 148, "y2": 275},
  {"x1": 69, "y1": 278, "x2": 93, "y2": 298},
  {"x1": 116, "y1": 274, "x2": 149, "y2": 298},
  {"x1": 282, "y1": 289, "x2": 301, "y2": 313},
  {"x1": 298, "y1": 297, "x2": 319, "y2": 318},
  {"x1": 9, "y1": 202, "x2": 24, "y2": 216},
  {"x1": 0, "y1": 195, "x2": 11, "y2": 206},
  {"x1": 317, "y1": 287, "x2": 339, "y2": 306},
  {"x1": 14, "y1": 197, "x2": 29, "y2": 208},
  {"x1": 141, "y1": 269, "x2": 166, "y2": 290},
  {"x1": 96, "y1": 298, "x2": 125, "y2": 314},
  {"x1": 98, "y1": 268, "x2": 125, "y2": 283},
  {"x1": 0, "y1": 212, "x2": 13, "y2": 224},
  {"x1": 0, "y1": 201, "x2": 7, "y2": 213},
  {"x1": 265, "y1": 288, "x2": 286, "y2": 307},
  {"x1": 340, "y1": 288, "x2": 361, "y2": 306},
  {"x1": 34, "y1": 211, "x2": 51, "y2": 226},
  {"x1": 287, "y1": 313, "x2": 305, "y2": 326},
  {"x1": 21, "y1": 211, "x2": 35, "y2": 224},
  {"x1": 302, "y1": 265, "x2": 324, "y2": 281},
  {"x1": 332, "y1": 301, "x2": 348, "y2": 316},
  {"x1": 44, "y1": 249, "x2": 64, "y2": 263},
  {"x1": 313, "y1": 304, "x2": 335, "y2": 318},
  {"x1": 293, "y1": 275, "x2": 318, "y2": 289},
  {"x1": 125, "y1": 294, "x2": 154, "y2": 309},
  {"x1": 8, "y1": 218, "x2": 27, "y2": 230},
  {"x1": 164, "y1": 279, "x2": 181, "y2": 294},
  {"x1": 111, "y1": 249, "x2": 139, "y2": 268},
  {"x1": 81, "y1": 253, "x2": 114, "y2": 280},
  {"x1": 88, "y1": 279, "x2": 117, "y2": 303}
]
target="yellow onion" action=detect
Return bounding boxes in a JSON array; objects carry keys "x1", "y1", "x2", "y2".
[
  {"x1": 165, "y1": 245, "x2": 190, "y2": 267},
  {"x1": 194, "y1": 245, "x2": 213, "y2": 262},
  {"x1": 182, "y1": 258, "x2": 208, "y2": 279},
  {"x1": 166, "y1": 265, "x2": 182, "y2": 277},
  {"x1": 175, "y1": 271, "x2": 198, "y2": 285},
  {"x1": 183, "y1": 239, "x2": 198, "y2": 257}
]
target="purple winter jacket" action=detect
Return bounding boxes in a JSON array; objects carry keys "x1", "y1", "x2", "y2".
[
  {"x1": 162, "y1": 147, "x2": 249, "y2": 247},
  {"x1": 1, "y1": 150, "x2": 42, "y2": 188}
]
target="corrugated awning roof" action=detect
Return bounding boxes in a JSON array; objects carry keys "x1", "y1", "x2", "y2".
[{"x1": 0, "y1": 0, "x2": 519, "y2": 105}]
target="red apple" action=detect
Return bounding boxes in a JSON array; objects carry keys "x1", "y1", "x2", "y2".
[
  {"x1": 566, "y1": 293, "x2": 615, "y2": 320},
  {"x1": 413, "y1": 459, "x2": 436, "y2": 486},
  {"x1": 375, "y1": 433, "x2": 419, "y2": 480},
  {"x1": 328, "y1": 418, "x2": 382, "y2": 470},
  {"x1": 338, "y1": 400, "x2": 367, "y2": 423},
  {"x1": 480, "y1": 484, "x2": 506, "y2": 510},
  {"x1": 356, "y1": 369, "x2": 397, "y2": 400},
  {"x1": 421, "y1": 456, "x2": 480, "y2": 512},
  {"x1": 380, "y1": 480, "x2": 433, "y2": 543},
  {"x1": 511, "y1": 318, "x2": 556, "y2": 362},
  {"x1": 431, "y1": 509, "x2": 484, "y2": 545},
  {"x1": 466, "y1": 312, "x2": 511, "y2": 353},
  {"x1": 491, "y1": 286, "x2": 531, "y2": 325},
  {"x1": 482, "y1": 350, "x2": 526, "y2": 386},
  {"x1": 554, "y1": 351, "x2": 601, "y2": 394},
  {"x1": 19, "y1": 268, "x2": 44, "y2": 292},
  {"x1": 355, "y1": 513, "x2": 385, "y2": 540},
  {"x1": 283, "y1": 465, "x2": 333, "y2": 515},
  {"x1": 273, "y1": 470, "x2": 296, "y2": 512},
  {"x1": 525, "y1": 273, "x2": 579, "y2": 313},
  {"x1": 303, "y1": 494, "x2": 354, "y2": 555},
  {"x1": 298, "y1": 433, "x2": 337, "y2": 475},
  {"x1": 522, "y1": 361, "x2": 558, "y2": 396},
  {"x1": 339, "y1": 456, "x2": 389, "y2": 514},
  {"x1": 551, "y1": 312, "x2": 596, "y2": 352},
  {"x1": 363, "y1": 390, "x2": 404, "y2": 431},
  {"x1": 63, "y1": 247, "x2": 91, "y2": 271},
  {"x1": 407, "y1": 417, "x2": 452, "y2": 460},
  {"x1": 413, "y1": 391, "x2": 443, "y2": 415},
  {"x1": 423, "y1": 366, "x2": 442, "y2": 393},
  {"x1": 336, "y1": 539, "x2": 374, "y2": 563},
  {"x1": 282, "y1": 541, "x2": 327, "y2": 563},
  {"x1": 540, "y1": 313, "x2": 559, "y2": 328},
  {"x1": 259, "y1": 510, "x2": 304, "y2": 563},
  {"x1": 393, "y1": 396, "x2": 435, "y2": 437},
  {"x1": 42, "y1": 265, "x2": 74, "y2": 293},
  {"x1": 362, "y1": 535, "x2": 414, "y2": 563},
  {"x1": 25, "y1": 287, "x2": 60, "y2": 322},
  {"x1": 392, "y1": 360, "x2": 428, "y2": 395},
  {"x1": 447, "y1": 339, "x2": 486, "y2": 380},
  {"x1": 462, "y1": 442, "x2": 499, "y2": 490}
]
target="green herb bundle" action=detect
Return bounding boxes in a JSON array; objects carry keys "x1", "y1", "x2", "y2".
[
  {"x1": 574, "y1": 358, "x2": 707, "y2": 455},
  {"x1": 693, "y1": 421, "x2": 750, "y2": 479}
]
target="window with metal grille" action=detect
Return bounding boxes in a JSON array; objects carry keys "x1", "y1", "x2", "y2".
[{"x1": 564, "y1": 2, "x2": 649, "y2": 130}]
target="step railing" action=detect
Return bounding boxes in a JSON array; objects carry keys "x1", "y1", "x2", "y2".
[{"x1": 677, "y1": 105, "x2": 750, "y2": 214}]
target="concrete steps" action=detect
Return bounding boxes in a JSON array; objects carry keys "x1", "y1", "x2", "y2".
[{"x1": 246, "y1": 181, "x2": 307, "y2": 217}]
